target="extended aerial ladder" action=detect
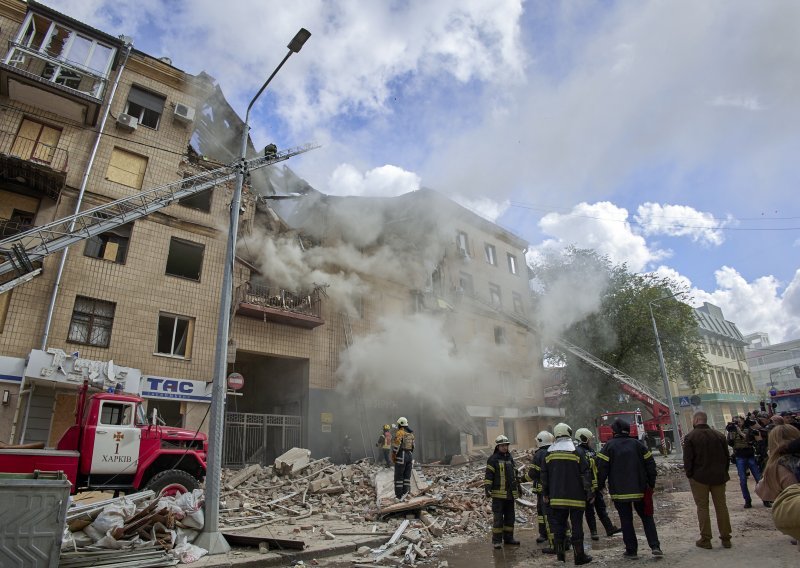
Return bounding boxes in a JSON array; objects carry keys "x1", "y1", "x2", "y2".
[{"x1": 0, "y1": 143, "x2": 319, "y2": 294}]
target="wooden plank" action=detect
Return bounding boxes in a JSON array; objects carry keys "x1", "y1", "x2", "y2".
[{"x1": 221, "y1": 532, "x2": 305, "y2": 550}]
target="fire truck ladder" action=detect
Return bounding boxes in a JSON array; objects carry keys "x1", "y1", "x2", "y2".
[
  {"x1": 451, "y1": 287, "x2": 668, "y2": 408},
  {"x1": 552, "y1": 337, "x2": 668, "y2": 408},
  {"x1": 0, "y1": 143, "x2": 319, "y2": 294}
]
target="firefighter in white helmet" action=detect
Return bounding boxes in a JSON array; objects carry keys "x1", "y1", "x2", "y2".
[
  {"x1": 575, "y1": 428, "x2": 621, "y2": 540},
  {"x1": 391, "y1": 417, "x2": 415, "y2": 498},
  {"x1": 542, "y1": 423, "x2": 594, "y2": 564},
  {"x1": 523, "y1": 430, "x2": 556, "y2": 552},
  {"x1": 484, "y1": 434, "x2": 521, "y2": 548}
]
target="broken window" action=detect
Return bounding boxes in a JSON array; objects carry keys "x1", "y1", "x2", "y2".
[
  {"x1": 165, "y1": 237, "x2": 204, "y2": 281},
  {"x1": 68, "y1": 296, "x2": 115, "y2": 347},
  {"x1": 484, "y1": 243, "x2": 497, "y2": 266},
  {"x1": 84, "y1": 223, "x2": 132, "y2": 263},
  {"x1": 512, "y1": 292, "x2": 524, "y2": 314},
  {"x1": 456, "y1": 231, "x2": 470, "y2": 257},
  {"x1": 157, "y1": 313, "x2": 194, "y2": 358},
  {"x1": 124, "y1": 86, "x2": 166, "y2": 129},
  {"x1": 504, "y1": 419, "x2": 517, "y2": 444},
  {"x1": 507, "y1": 253, "x2": 518, "y2": 275},
  {"x1": 11, "y1": 118, "x2": 61, "y2": 164},
  {"x1": 489, "y1": 283, "x2": 502, "y2": 307},
  {"x1": 458, "y1": 272, "x2": 474, "y2": 296},
  {"x1": 179, "y1": 186, "x2": 213, "y2": 212},
  {"x1": 472, "y1": 420, "x2": 486, "y2": 446}
]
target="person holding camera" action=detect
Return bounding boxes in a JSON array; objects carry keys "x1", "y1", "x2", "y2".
[{"x1": 727, "y1": 415, "x2": 764, "y2": 508}]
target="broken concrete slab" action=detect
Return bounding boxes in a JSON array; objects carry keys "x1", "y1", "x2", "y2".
[{"x1": 274, "y1": 447, "x2": 311, "y2": 476}]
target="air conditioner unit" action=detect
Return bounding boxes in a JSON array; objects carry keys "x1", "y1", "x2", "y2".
[
  {"x1": 116, "y1": 113, "x2": 138, "y2": 131},
  {"x1": 173, "y1": 103, "x2": 195, "y2": 124}
]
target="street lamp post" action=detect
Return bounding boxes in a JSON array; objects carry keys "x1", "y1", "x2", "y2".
[
  {"x1": 648, "y1": 294, "x2": 684, "y2": 459},
  {"x1": 196, "y1": 28, "x2": 311, "y2": 555}
]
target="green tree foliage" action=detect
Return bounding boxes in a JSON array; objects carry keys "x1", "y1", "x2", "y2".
[{"x1": 530, "y1": 248, "x2": 707, "y2": 428}]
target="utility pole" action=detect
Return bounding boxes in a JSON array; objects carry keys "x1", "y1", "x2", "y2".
[{"x1": 649, "y1": 296, "x2": 683, "y2": 459}]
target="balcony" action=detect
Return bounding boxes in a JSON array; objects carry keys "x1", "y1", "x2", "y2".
[
  {"x1": 236, "y1": 283, "x2": 324, "y2": 329},
  {"x1": 0, "y1": 130, "x2": 68, "y2": 200},
  {"x1": 0, "y1": 42, "x2": 111, "y2": 126}
]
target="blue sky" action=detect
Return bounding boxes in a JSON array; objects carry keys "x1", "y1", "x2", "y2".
[{"x1": 47, "y1": 0, "x2": 800, "y2": 342}]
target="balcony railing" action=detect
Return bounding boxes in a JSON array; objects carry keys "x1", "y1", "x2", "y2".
[
  {"x1": 4, "y1": 42, "x2": 108, "y2": 100},
  {"x1": 0, "y1": 130, "x2": 68, "y2": 173},
  {"x1": 236, "y1": 282, "x2": 325, "y2": 329}
]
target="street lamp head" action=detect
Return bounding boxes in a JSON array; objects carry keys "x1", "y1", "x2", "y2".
[{"x1": 288, "y1": 28, "x2": 311, "y2": 53}]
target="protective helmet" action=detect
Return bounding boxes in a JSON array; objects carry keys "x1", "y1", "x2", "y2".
[
  {"x1": 536, "y1": 430, "x2": 554, "y2": 446},
  {"x1": 397, "y1": 417, "x2": 409, "y2": 427},
  {"x1": 553, "y1": 422, "x2": 573, "y2": 439},
  {"x1": 611, "y1": 418, "x2": 630, "y2": 435},
  {"x1": 575, "y1": 428, "x2": 594, "y2": 443},
  {"x1": 383, "y1": 424, "x2": 391, "y2": 431},
  {"x1": 495, "y1": 434, "x2": 510, "y2": 445}
]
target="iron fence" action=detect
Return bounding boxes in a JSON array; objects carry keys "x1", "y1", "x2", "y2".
[{"x1": 223, "y1": 412, "x2": 302, "y2": 468}]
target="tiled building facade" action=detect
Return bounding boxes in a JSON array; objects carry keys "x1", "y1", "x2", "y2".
[{"x1": 0, "y1": 1, "x2": 552, "y2": 462}]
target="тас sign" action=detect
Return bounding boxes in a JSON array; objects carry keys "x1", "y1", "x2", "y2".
[
  {"x1": 227, "y1": 372, "x2": 244, "y2": 391},
  {"x1": 140, "y1": 376, "x2": 212, "y2": 402}
]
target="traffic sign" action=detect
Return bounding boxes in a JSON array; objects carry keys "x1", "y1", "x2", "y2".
[
  {"x1": 679, "y1": 396, "x2": 691, "y2": 408},
  {"x1": 227, "y1": 372, "x2": 244, "y2": 390}
]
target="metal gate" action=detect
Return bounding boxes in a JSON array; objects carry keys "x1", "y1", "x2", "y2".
[{"x1": 223, "y1": 412, "x2": 302, "y2": 468}]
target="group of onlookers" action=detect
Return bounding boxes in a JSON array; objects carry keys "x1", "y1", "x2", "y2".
[{"x1": 684, "y1": 409, "x2": 800, "y2": 554}]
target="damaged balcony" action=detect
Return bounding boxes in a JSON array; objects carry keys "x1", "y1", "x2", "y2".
[
  {"x1": 0, "y1": 130, "x2": 68, "y2": 200},
  {"x1": 236, "y1": 283, "x2": 324, "y2": 329}
]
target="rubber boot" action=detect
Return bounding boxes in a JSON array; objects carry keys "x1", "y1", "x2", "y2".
[
  {"x1": 504, "y1": 534, "x2": 521, "y2": 545},
  {"x1": 574, "y1": 542, "x2": 593, "y2": 565},
  {"x1": 555, "y1": 540, "x2": 566, "y2": 562},
  {"x1": 590, "y1": 529, "x2": 599, "y2": 541}
]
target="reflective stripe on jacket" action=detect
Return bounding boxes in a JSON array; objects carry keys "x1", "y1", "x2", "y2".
[
  {"x1": 541, "y1": 444, "x2": 592, "y2": 509},
  {"x1": 596, "y1": 435, "x2": 657, "y2": 502},
  {"x1": 485, "y1": 450, "x2": 519, "y2": 500}
]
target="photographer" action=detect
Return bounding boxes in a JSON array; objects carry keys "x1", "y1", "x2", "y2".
[{"x1": 727, "y1": 416, "x2": 764, "y2": 508}]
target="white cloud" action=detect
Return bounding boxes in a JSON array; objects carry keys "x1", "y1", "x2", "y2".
[
  {"x1": 529, "y1": 202, "x2": 668, "y2": 272},
  {"x1": 710, "y1": 95, "x2": 765, "y2": 111},
  {"x1": 451, "y1": 196, "x2": 510, "y2": 223},
  {"x1": 327, "y1": 164, "x2": 420, "y2": 197},
  {"x1": 634, "y1": 203, "x2": 732, "y2": 246},
  {"x1": 651, "y1": 265, "x2": 800, "y2": 343}
]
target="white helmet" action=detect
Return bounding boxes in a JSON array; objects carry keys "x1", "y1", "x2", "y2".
[
  {"x1": 553, "y1": 423, "x2": 572, "y2": 439},
  {"x1": 495, "y1": 434, "x2": 510, "y2": 445},
  {"x1": 575, "y1": 428, "x2": 594, "y2": 443},
  {"x1": 536, "y1": 430, "x2": 554, "y2": 446},
  {"x1": 397, "y1": 416, "x2": 409, "y2": 427}
]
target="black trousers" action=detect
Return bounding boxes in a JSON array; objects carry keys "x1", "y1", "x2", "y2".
[
  {"x1": 394, "y1": 458, "x2": 413, "y2": 497},
  {"x1": 491, "y1": 498, "x2": 516, "y2": 542},
  {"x1": 584, "y1": 490, "x2": 612, "y2": 532},
  {"x1": 536, "y1": 493, "x2": 550, "y2": 539},
  {"x1": 614, "y1": 500, "x2": 660, "y2": 553},
  {"x1": 550, "y1": 507, "x2": 584, "y2": 546}
]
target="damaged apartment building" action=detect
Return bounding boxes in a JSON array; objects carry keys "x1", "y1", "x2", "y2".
[{"x1": 0, "y1": 0, "x2": 558, "y2": 465}]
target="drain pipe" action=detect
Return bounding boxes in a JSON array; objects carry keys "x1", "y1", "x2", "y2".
[
  {"x1": 10, "y1": 38, "x2": 133, "y2": 444},
  {"x1": 40, "y1": 38, "x2": 133, "y2": 351}
]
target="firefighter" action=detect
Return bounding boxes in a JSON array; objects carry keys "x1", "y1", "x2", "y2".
[
  {"x1": 575, "y1": 427, "x2": 621, "y2": 540},
  {"x1": 376, "y1": 424, "x2": 392, "y2": 468},
  {"x1": 596, "y1": 418, "x2": 663, "y2": 559},
  {"x1": 525, "y1": 430, "x2": 555, "y2": 551},
  {"x1": 542, "y1": 423, "x2": 594, "y2": 565},
  {"x1": 391, "y1": 416, "x2": 415, "y2": 498},
  {"x1": 484, "y1": 434, "x2": 521, "y2": 548}
]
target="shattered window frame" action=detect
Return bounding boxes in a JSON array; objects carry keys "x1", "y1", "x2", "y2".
[
  {"x1": 156, "y1": 312, "x2": 195, "y2": 359},
  {"x1": 67, "y1": 295, "x2": 115, "y2": 348}
]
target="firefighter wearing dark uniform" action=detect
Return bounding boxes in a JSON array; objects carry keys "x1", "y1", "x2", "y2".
[
  {"x1": 542, "y1": 422, "x2": 594, "y2": 564},
  {"x1": 596, "y1": 418, "x2": 663, "y2": 559},
  {"x1": 575, "y1": 428, "x2": 621, "y2": 540},
  {"x1": 391, "y1": 417, "x2": 415, "y2": 498},
  {"x1": 484, "y1": 434, "x2": 521, "y2": 549},
  {"x1": 524, "y1": 430, "x2": 555, "y2": 550}
]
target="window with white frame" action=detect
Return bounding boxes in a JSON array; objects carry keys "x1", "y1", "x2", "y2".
[
  {"x1": 456, "y1": 231, "x2": 470, "y2": 256},
  {"x1": 68, "y1": 296, "x2": 115, "y2": 347},
  {"x1": 489, "y1": 283, "x2": 502, "y2": 307},
  {"x1": 156, "y1": 313, "x2": 195, "y2": 358},
  {"x1": 484, "y1": 243, "x2": 497, "y2": 265},
  {"x1": 507, "y1": 253, "x2": 518, "y2": 275}
]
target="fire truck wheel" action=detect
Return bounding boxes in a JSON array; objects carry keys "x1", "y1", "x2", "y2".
[{"x1": 145, "y1": 469, "x2": 199, "y2": 497}]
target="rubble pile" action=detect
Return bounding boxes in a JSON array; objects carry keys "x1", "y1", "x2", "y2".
[{"x1": 60, "y1": 489, "x2": 209, "y2": 565}]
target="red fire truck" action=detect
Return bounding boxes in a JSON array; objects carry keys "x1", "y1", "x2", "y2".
[
  {"x1": 597, "y1": 407, "x2": 675, "y2": 453},
  {"x1": 0, "y1": 382, "x2": 207, "y2": 495},
  {"x1": 770, "y1": 387, "x2": 800, "y2": 415}
]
